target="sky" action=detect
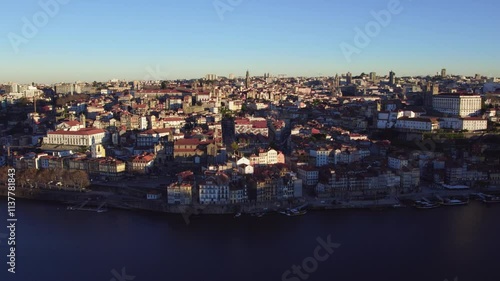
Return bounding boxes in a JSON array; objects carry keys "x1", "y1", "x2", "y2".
[{"x1": 1, "y1": 0, "x2": 499, "y2": 83}]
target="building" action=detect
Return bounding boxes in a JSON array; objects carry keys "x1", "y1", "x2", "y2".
[
  {"x1": 395, "y1": 117, "x2": 439, "y2": 132},
  {"x1": 297, "y1": 166, "x2": 319, "y2": 187},
  {"x1": 400, "y1": 166, "x2": 420, "y2": 191},
  {"x1": 127, "y1": 153, "x2": 155, "y2": 174},
  {"x1": 56, "y1": 120, "x2": 85, "y2": 131},
  {"x1": 346, "y1": 72, "x2": 352, "y2": 85},
  {"x1": 461, "y1": 118, "x2": 488, "y2": 131},
  {"x1": 205, "y1": 74, "x2": 218, "y2": 81},
  {"x1": 137, "y1": 129, "x2": 171, "y2": 147},
  {"x1": 173, "y1": 138, "x2": 203, "y2": 160},
  {"x1": 310, "y1": 147, "x2": 333, "y2": 167},
  {"x1": 441, "y1": 68, "x2": 447, "y2": 78},
  {"x1": 389, "y1": 71, "x2": 396, "y2": 85},
  {"x1": 388, "y1": 154, "x2": 410, "y2": 170},
  {"x1": 96, "y1": 158, "x2": 126, "y2": 180},
  {"x1": 43, "y1": 128, "x2": 107, "y2": 146},
  {"x1": 167, "y1": 182, "x2": 193, "y2": 205},
  {"x1": 245, "y1": 70, "x2": 250, "y2": 88},
  {"x1": 229, "y1": 184, "x2": 248, "y2": 204},
  {"x1": 234, "y1": 117, "x2": 269, "y2": 137},
  {"x1": 432, "y1": 94, "x2": 482, "y2": 117},
  {"x1": 199, "y1": 173, "x2": 230, "y2": 205}
]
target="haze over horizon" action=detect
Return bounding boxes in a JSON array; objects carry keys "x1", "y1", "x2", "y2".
[{"x1": 1, "y1": 0, "x2": 499, "y2": 84}]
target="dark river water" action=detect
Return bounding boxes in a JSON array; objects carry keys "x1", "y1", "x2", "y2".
[{"x1": 0, "y1": 200, "x2": 499, "y2": 281}]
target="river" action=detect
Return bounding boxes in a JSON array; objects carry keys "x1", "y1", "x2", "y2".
[{"x1": 0, "y1": 200, "x2": 499, "y2": 281}]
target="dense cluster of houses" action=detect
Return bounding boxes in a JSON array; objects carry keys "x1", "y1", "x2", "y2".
[{"x1": 2, "y1": 73, "x2": 500, "y2": 205}]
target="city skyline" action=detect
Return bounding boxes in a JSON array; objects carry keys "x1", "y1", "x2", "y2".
[
  {"x1": 3, "y1": 68, "x2": 497, "y2": 86},
  {"x1": 2, "y1": 0, "x2": 500, "y2": 83}
]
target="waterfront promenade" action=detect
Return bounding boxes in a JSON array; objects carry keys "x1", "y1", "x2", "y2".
[{"x1": 2, "y1": 182, "x2": 499, "y2": 216}]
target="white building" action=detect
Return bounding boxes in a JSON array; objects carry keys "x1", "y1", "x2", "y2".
[
  {"x1": 461, "y1": 118, "x2": 488, "y2": 131},
  {"x1": 439, "y1": 117, "x2": 488, "y2": 131},
  {"x1": 205, "y1": 74, "x2": 218, "y2": 80},
  {"x1": 310, "y1": 148, "x2": 332, "y2": 167},
  {"x1": 199, "y1": 174, "x2": 230, "y2": 205},
  {"x1": 395, "y1": 117, "x2": 438, "y2": 132},
  {"x1": 163, "y1": 117, "x2": 186, "y2": 128},
  {"x1": 43, "y1": 128, "x2": 106, "y2": 146},
  {"x1": 139, "y1": 116, "x2": 148, "y2": 130},
  {"x1": 136, "y1": 129, "x2": 171, "y2": 147},
  {"x1": 297, "y1": 166, "x2": 319, "y2": 187},
  {"x1": 388, "y1": 155, "x2": 410, "y2": 170},
  {"x1": 433, "y1": 94, "x2": 482, "y2": 117}
]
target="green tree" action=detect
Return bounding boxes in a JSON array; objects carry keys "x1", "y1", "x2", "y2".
[{"x1": 231, "y1": 141, "x2": 239, "y2": 152}]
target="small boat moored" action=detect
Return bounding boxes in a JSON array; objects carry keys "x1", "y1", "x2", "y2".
[
  {"x1": 414, "y1": 200, "x2": 441, "y2": 209},
  {"x1": 482, "y1": 195, "x2": 500, "y2": 204},
  {"x1": 441, "y1": 197, "x2": 469, "y2": 206}
]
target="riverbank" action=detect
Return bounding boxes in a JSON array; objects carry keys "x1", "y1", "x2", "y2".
[{"x1": 2, "y1": 185, "x2": 500, "y2": 216}]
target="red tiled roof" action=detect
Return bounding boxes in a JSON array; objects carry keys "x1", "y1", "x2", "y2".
[
  {"x1": 175, "y1": 139, "x2": 200, "y2": 145},
  {"x1": 63, "y1": 121, "x2": 81, "y2": 126},
  {"x1": 48, "y1": 128, "x2": 105, "y2": 136}
]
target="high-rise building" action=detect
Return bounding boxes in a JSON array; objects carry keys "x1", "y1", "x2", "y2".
[
  {"x1": 205, "y1": 74, "x2": 218, "y2": 81},
  {"x1": 245, "y1": 70, "x2": 250, "y2": 88},
  {"x1": 389, "y1": 71, "x2": 396, "y2": 85},
  {"x1": 441, "y1": 68, "x2": 447, "y2": 78},
  {"x1": 334, "y1": 74, "x2": 340, "y2": 88},
  {"x1": 370, "y1": 72, "x2": 377, "y2": 82},
  {"x1": 346, "y1": 72, "x2": 352, "y2": 85}
]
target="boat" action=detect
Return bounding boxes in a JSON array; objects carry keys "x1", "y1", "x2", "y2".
[
  {"x1": 470, "y1": 193, "x2": 486, "y2": 200},
  {"x1": 414, "y1": 201, "x2": 441, "y2": 209},
  {"x1": 279, "y1": 211, "x2": 289, "y2": 215},
  {"x1": 287, "y1": 210, "x2": 307, "y2": 216},
  {"x1": 97, "y1": 208, "x2": 108, "y2": 213},
  {"x1": 441, "y1": 198, "x2": 469, "y2": 206},
  {"x1": 234, "y1": 212, "x2": 242, "y2": 218},
  {"x1": 256, "y1": 213, "x2": 265, "y2": 218},
  {"x1": 482, "y1": 195, "x2": 500, "y2": 204}
]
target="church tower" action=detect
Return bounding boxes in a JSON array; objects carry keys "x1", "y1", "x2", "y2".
[
  {"x1": 80, "y1": 113, "x2": 86, "y2": 128},
  {"x1": 245, "y1": 70, "x2": 250, "y2": 89}
]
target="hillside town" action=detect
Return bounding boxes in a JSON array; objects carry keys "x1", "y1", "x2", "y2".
[{"x1": 1, "y1": 70, "x2": 500, "y2": 211}]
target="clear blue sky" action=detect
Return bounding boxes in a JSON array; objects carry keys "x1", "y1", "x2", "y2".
[{"x1": 1, "y1": 0, "x2": 499, "y2": 83}]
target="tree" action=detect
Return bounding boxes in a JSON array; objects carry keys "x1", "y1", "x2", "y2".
[
  {"x1": 36, "y1": 169, "x2": 52, "y2": 187},
  {"x1": 0, "y1": 166, "x2": 11, "y2": 184},
  {"x1": 62, "y1": 171, "x2": 76, "y2": 188},
  {"x1": 18, "y1": 168, "x2": 37, "y2": 188},
  {"x1": 72, "y1": 170, "x2": 90, "y2": 190},
  {"x1": 161, "y1": 81, "x2": 168, "y2": 90},
  {"x1": 25, "y1": 168, "x2": 38, "y2": 180},
  {"x1": 77, "y1": 146, "x2": 89, "y2": 154},
  {"x1": 231, "y1": 141, "x2": 239, "y2": 152},
  {"x1": 17, "y1": 97, "x2": 30, "y2": 107}
]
